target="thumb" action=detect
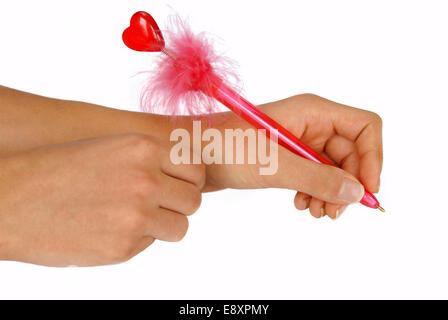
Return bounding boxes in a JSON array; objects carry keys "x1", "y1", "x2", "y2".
[{"x1": 265, "y1": 149, "x2": 365, "y2": 205}]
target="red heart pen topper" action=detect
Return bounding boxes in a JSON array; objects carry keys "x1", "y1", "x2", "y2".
[
  {"x1": 122, "y1": 11, "x2": 165, "y2": 52},
  {"x1": 122, "y1": 11, "x2": 384, "y2": 212}
]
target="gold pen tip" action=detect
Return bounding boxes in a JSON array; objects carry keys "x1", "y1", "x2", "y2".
[{"x1": 377, "y1": 205, "x2": 385, "y2": 213}]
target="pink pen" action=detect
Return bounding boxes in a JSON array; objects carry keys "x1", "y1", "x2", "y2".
[
  {"x1": 211, "y1": 83, "x2": 384, "y2": 211},
  {"x1": 122, "y1": 11, "x2": 384, "y2": 212}
]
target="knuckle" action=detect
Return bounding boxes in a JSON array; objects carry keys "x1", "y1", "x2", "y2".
[
  {"x1": 372, "y1": 112, "x2": 383, "y2": 126},
  {"x1": 300, "y1": 93, "x2": 319, "y2": 100},
  {"x1": 130, "y1": 175, "x2": 158, "y2": 201},
  {"x1": 123, "y1": 133, "x2": 159, "y2": 159},
  {"x1": 193, "y1": 163, "x2": 207, "y2": 189},
  {"x1": 102, "y1": 239, "x2": 136, "y2": 263},
  {"x1": 185, "y1": 188, "x2": 202, "y2": 215},
  {"x1": 122, "y1": 132, "x2": 153, "y2": 144},
  {"x1": 296, "y1": 93, "x2": 321, "y2": 103},
  {"x1": 170, "y1": 216, "x2": 189, "y2": 242},
  {"x1": 365, "y1": 111, "x2": 382, "y2": 125},
  {"x1": 115, "y1": 209, "x2": 144, "y2": 234},
  {"x1": 123, "y1": 212, "x2": 145, "y2": 233},
  {"x1": 288, "y1": 94, "x2": 324, "y2": 111},
  {"x1": 322, "y1": 166, "x2": 346, "y2": 200}
]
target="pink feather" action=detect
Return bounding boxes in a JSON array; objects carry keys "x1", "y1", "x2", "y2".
[{"x1": 140, "y1": 16, "x2": 240, "y2": 116}]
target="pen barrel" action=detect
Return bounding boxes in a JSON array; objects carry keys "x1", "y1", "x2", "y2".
[{"x1": 213, "y1": 83, "x2": 379, "y2": 209}]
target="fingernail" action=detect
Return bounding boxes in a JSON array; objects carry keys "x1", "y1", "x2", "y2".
[
  {"x1": 296, "y1": 198, "x2": 306, "y2": 210},
  {"x1": 320, "y1": 207, "x2": 325, "y2": 218},
  {"x1": 335, "y1": 205, "x2": 348, "y2": 220},
  {"x1": 338, "y1": 178, "x2": 364, "y2": 203}
]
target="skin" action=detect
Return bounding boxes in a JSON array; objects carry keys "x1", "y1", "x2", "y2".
[
  {"x1": 0, "y1": 86, "x2": 382, "y2": 266},
  {"x1": 0, "y1": 134, "x2": 205, "y2": 266}
]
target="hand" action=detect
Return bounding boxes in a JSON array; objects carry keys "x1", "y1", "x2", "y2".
[
  {"x1": 0, "y1": 133, "x2": 205, "y2": 266},
  {"x1": 207, "y1": 94, "x2": 383, "y2": 219}
]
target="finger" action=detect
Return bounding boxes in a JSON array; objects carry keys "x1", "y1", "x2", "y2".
[
  {"x1": 324, "y1": 135, "x2": 360, "y2": 179},
  {"x1": 145, "y1": 207, "x2": 189, "y2": 242},
  {"x1": 294, "y1": 192, "x2": 311, "y2": 210},
  {"x1": 304, "y1": 96, "x2": 383, "y2": 193},
  {"x1": 266, "y1": 147, "x2": 364, "y2": 205},
  {"x1": 324, "y1": 202, "x2": 338, "y2": 219},
  {"x1": 159, "y1": 174, "x2": 202, "y2": 216},
  {"x1": 309, "y1": 198, "x2": 325, "y2": 219},
  {"x1": 161, "y1": 159, "x2": 206, "y2": 190},
  {"x1": 356, "y1": 121, "x2": 383, "y2": 193},
  {"x1": 325, "y1": 202, "x2": 349, "y2": 220},
  {"x1": 326, "y1": 103, "x2": 383, "y2": 193},
  {"x1": 127, "y1": 236, "x2": 155, "y2": 259}
]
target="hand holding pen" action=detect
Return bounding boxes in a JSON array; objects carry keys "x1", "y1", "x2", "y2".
[{"x1": 122, "y1": 11, "x2": 384, "y2": 217}]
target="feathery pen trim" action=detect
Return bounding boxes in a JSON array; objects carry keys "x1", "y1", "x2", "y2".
[{"x1": 122, "y1": 11, "x2": 384, "y2": 212}]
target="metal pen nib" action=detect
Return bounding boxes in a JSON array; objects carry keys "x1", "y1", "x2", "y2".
[{"x1": 377, "y1": 206, "x2": 385, "y2": 212}]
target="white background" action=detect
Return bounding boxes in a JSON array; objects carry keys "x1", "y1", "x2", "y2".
[{"x1": 0, "y1": 0, "x2": 447, "y2": 299}]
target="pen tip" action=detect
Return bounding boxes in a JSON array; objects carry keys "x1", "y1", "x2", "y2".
[{"x1": 377, "y1": 205, "x2": 385, "y2": 213}]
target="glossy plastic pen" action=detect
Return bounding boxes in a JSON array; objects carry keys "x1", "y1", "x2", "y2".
[{"x1": 212, "y1": 83, "x2": 384, "y2": 211}]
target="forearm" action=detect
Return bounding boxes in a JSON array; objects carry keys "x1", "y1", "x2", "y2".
[
  {"x1": 0, "y1": 86, "x2": 252, "y2": 191},
  {"x1": 0, "y1": 85, "x2": 253, "y2": 150},
  {"x1": 0, "y1": 86, "x2": 178, "y2": 154}
]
